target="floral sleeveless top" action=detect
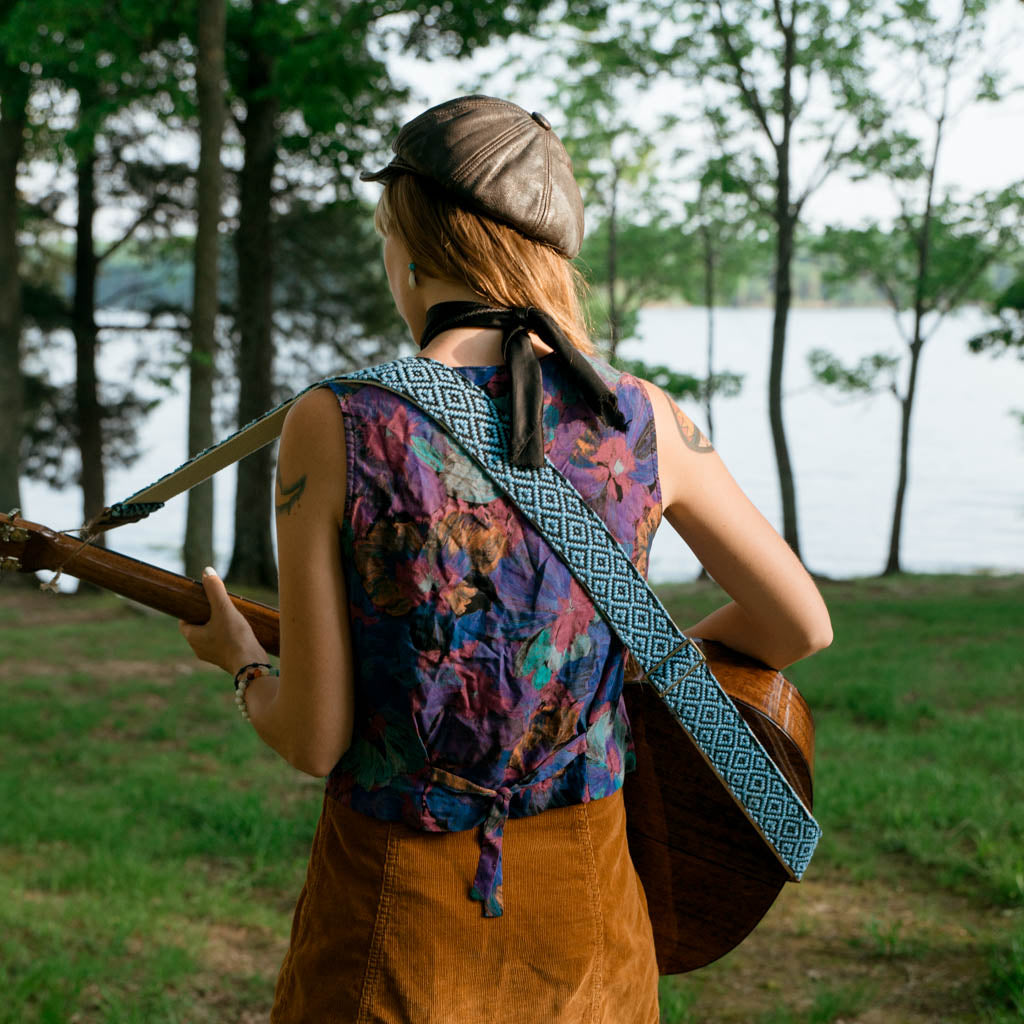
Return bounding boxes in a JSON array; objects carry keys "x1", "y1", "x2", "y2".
[{"x1": 324, "y1": 353, "x2": 662, "y2": 916}]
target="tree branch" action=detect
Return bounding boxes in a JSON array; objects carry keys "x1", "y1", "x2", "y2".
[
  {"x1": 795, "y1": 127, "x2": 843, "y2": 214},
  {"x1": 940, "y1": 246, "x2": 1001, "y2": 318},
  {"x1": 871, "y1": 271, "x2": 909, "y2": 340},
  {"x1": 712, "y1": 0, "x2": 777, "y2": 149},
  {"x1": 703, "y1": 104, "x2": 774, "y2": 220},
  {"x1": 772, "y1": 0, "x2": 792, "y2": 35},
  {"x1": 97, "y1": 197, "x2": 162, "y2": 264}
]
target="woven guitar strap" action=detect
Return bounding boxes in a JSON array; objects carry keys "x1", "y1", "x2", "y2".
[{"x1": 100, "y1": 356, "x2": 820, "y2": 878}]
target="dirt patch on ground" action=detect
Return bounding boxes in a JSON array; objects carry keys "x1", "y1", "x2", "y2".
[
  {"x1": 0, "y1": 587, "x2": 136, "y2": 626},
  {"x1": 0, "y1": 656, "x2": 198, "y2": 683},
  {"x1": 144, "y1": 870, "x2": 1014, "y2": 1023},
  {"x1": 159, "y1": 872, "x2": 1014, "y2": 1023},
  {"x1": 0, "y1": 590, "x2": 197, "y2": 683},
  {"x1": 202, "y1": 923, "x2": 285, "y2": 978},
  {"x1": 90, "y1": 659, "x2": 198, "y2": 684},
  {"x1": 672, "y1": 871, "x2": 1011, "y2": 1022}
]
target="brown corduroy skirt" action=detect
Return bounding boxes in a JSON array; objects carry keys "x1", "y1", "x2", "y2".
[{"x1": 270, "y1": 788, "x2": 660, "y2": 1024}]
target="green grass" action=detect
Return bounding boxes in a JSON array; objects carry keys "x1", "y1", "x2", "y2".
[
  {"x1": 754, "y1": 983, "x2": 875, "y2": 1024},
  {"x1": 656, "y1": 574, "x2": 1024, "y2": 1021},
  {"x1": 793, "y1": 578, "x2": 1023, "y2": 910},
  {"x1": 659, "y1": 575, "x2": 1024, "y2": 909},
  {"x1": 1, "y1": 576, "x2": 1022, "y2": 1021},
  {"x1": 0, "y1": 595, "x2": 322, "y2": 1021},
  {"x1": 984, "y1": 927, "x2": 1024, "y2": 1023}
]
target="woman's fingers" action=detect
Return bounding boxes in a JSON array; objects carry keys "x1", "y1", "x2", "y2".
[
  {"x1": 201, "y1": 566, "x2": 231, "y2": 616},
  {"x1": 202, "y1": 569, "x2": 255, "y2": 639},
  {"x1": 190, "y1": 568, "x2": 269, "y2": 673},
  {"x1": 177, "y1": 567, "x2": 259, "y2": 672}
]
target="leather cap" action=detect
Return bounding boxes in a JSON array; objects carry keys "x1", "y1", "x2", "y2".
[{"x1": 361, "y1": 95, "x2": 584, "y2": 258}]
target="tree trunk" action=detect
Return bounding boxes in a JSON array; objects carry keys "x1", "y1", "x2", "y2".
[
  {"x1": 701, "y1": 223, "x2": 716, "y2": 443},
  {"x1": 607, "y1": 166, "x2": 620, "y2": 359},
  {"x1": 883, "y1": 38, "x2": 950, "y2": 576},
  {"x1": 884, "y1": 181, "x2": 935, "y2": 577},
  {"x1": 183, "y1": 0, "x2": 227, "y2": 579},
  {"x1": 0, "y1": 70, "x2": 28, "y2": 523},
  {"x1": 72, "y1": 137, "x2": 106, "y2": 548},
  {"x1": 884, "y1": 334, "x2": 924, "y2": 575},
  {"x1": 227, "y1": 7, "x2": 278, "y2": 587},
  {"x1": 766, "y1": 8, "x2": 803, "y2": 562},
  {"x1": 769, "y1": 208, "x2": 801, "y2": 560}
]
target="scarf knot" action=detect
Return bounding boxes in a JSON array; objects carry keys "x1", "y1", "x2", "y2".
[{"x1": 419, "y1": 301, "x2": 627, "y2": 468}]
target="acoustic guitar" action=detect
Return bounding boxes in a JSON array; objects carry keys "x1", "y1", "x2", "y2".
[{"x1": 0, "y1": 511, "x2": 814, "y2": 974}]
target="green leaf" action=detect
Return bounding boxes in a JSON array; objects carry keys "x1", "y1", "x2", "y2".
[{"x1": 808, "y1": 349, "x2": 901, "y2": 394}]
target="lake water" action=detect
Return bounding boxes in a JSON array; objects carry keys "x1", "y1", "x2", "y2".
[
  {"x1": 625, "y1": 306, "x2": 1023, "y2": 581},
  {"x1": 19, "y1": 306, "x2": 1024, "y2": 588}
]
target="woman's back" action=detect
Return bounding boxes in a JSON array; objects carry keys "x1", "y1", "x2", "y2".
[{"x1": 326, "y1": 354, "x2": 661, "y2": 883}]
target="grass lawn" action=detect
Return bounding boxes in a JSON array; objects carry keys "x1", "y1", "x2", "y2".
[{"x1": 0, "y1": 574, "x2": 1021, "y2": 1022}]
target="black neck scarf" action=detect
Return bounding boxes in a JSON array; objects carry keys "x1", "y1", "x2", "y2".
[{"x1": 419, "y1": 301, "x2": 627, "y2": 469}]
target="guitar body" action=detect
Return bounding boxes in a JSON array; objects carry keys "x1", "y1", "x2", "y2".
[
  {"x1": 2, "y1": 514, "x2": 815, "y2": 974},
  {"x1": 623, "y1": 640, "x2": 815, "y2": 975}
]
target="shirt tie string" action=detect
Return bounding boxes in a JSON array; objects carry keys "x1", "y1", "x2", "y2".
[
  {"x1": 426, "y1": 768, "x2": 516, "y2": 917},
  {"x1": 427, "y1": 728, "x2": 589, "y2": 918},
  {"x1": 419, "y1": 301, "x2": 627, "y2": 469},
  {"x1": 469, "y1": 785, "x2": 513, "y2": 918}
]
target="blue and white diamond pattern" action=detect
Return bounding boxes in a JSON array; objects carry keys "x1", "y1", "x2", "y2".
[{"x1": 339, "y1": 357, "x2": 821, "y2": 879}]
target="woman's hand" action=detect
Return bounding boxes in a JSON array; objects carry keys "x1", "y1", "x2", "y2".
[{"x1": 179, "y1": 567, "x2": 270, "y2": 675}]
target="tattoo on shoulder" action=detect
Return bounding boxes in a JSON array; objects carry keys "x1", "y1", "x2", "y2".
[
  {"x1": 670, "y1": 402, "x2": 714, "y2": 453},
  {"x1": 275, "y1": 465, "x2": 307, "y2": 515}
]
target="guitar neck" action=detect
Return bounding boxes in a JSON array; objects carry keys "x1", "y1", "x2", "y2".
[{"x1": 18, "y1": 523, "x2": 281, "y2": 656}]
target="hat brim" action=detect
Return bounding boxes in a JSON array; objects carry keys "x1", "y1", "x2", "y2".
[{"x1": 359, "y1": 157, "x2": 418, "y2": 184}]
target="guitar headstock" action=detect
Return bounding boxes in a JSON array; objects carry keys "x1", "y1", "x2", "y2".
[{"x1": 0, "y1": 512, "x2": 64, "y2": 574}]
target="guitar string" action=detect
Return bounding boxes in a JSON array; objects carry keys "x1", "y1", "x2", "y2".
[
  {"x1": 39, "y1": 520, "x2": 106, "y2": 593},
  {"x1": 1, "y1": 507, "x2": 123, "y2": 592}
]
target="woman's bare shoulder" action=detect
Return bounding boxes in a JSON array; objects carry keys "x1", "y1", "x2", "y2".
[
  {"x1": 278, "y1": 387, "x2": 348, "y2": 520},
  {"x1": 636, "y1": 378, "x2": 715, "y2": 511}
]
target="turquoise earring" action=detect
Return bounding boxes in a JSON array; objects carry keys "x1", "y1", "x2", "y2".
[{"x1": 408, "y1": 262, "x2": 417, "y2": 288}]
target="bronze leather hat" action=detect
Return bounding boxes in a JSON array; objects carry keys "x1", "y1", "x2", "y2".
[{"x1": 361, "y1": 95, "x2": 584, "y2": 258}]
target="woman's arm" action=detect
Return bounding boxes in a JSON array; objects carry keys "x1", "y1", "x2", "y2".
[
  {"x1": 639, "y1": 379, "x2": 832, "y2": 669},
  {"x1": 180, "y1": 386, "x2": 354, "y2": 776},
  {"x1": 251, "y1": 387, "x2": 354, "y2": 774}
]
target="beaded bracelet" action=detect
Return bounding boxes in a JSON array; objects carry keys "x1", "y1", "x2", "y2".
[{"x1": 233, "y1": 662, "x2": 279, "y2": 722}]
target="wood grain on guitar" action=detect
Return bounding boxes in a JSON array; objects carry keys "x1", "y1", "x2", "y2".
[
  {"x1": 624, "y1": 640, "x2": 814, "y2": 974},
  {"x1": 1, "y1": 512, "x2": 815, "y2": 975},
  {"x1": 0, "y1": 513, "x2": 280, "y2": 652}
]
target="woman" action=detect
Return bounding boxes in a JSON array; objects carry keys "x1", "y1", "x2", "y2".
[{"x1": 181, "y1": 95, "x2": 832, "y2": 1023}]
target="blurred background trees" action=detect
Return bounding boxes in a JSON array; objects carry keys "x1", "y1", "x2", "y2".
[
  {"x1": 968, "y1": 276, "x2": 1024, "y2": 369},
  {"x1": 633, "y1": 0, "x2": 896, "y2": 560},
  {"x1": 806, "y1": 0, "x2": 1024, "y2": 573},
  {"x1": 1, "y1": 0, "x2": 1020, "y2": 585},
  {"x1": 2, "y1": 0, "x2": 603, "y2": 586}
]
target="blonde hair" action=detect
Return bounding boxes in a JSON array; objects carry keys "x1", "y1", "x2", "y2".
[{"x1": 374, "y1": 174, "x2": 595, "y2": 355}]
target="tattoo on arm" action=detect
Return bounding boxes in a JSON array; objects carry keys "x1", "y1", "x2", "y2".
[
  {"x1": 670, "y1": 402, "x2": 714, "y2": 453},
  {"x1": 275, "y1": 465, "x2": 307, "y2": 515}
]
